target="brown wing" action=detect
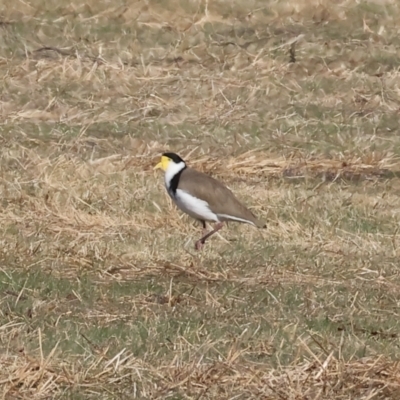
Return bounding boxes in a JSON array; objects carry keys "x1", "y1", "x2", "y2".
[{"x1": 178, "y1": 168, "x2": 266, "y2": 228}]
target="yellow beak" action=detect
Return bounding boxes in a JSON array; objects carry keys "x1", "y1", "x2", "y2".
[
  {"x1": 154, "y1": 161, "x2": 163, "y2": 170},
  {"x1": 154, "y1": 156, "x2": 170, "y2": 171}
]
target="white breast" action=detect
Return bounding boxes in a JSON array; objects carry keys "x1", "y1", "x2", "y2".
[{"x1": 173, "y1": 189, "x2": 219, "y2": 222}]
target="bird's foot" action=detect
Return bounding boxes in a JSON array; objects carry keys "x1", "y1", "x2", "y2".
[{"x1": 195, "y1": 240, "x2": 205, "y2": 251}]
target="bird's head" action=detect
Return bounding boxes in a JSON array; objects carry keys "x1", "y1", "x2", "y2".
[{"x1": 154, "y1": 153, "x2": 185, "y2": 172}]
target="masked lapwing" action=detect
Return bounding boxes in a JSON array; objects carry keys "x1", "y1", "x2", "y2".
[{"x1": 154, "y1": 152, "x2": 266, "y2": 250}]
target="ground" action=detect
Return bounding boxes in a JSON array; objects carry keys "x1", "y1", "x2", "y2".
[{"x1": 1, "y1": 0, "x2": 400, "y2": 398}]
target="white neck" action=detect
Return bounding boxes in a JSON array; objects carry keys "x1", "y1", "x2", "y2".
[{"x1": 165, "y1": 161, "x2": 186, "y2": 188}]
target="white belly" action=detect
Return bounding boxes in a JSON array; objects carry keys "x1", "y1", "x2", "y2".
[{"x1": 171, "y1": 189, "x2": 219, "y2": 222}]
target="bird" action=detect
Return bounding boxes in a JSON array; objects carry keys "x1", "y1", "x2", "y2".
[{"x1": 154, "y1": 152, "x2": 266, "y2": 250}]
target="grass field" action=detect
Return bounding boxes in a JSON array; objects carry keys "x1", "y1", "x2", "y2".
[{"x1": 1, "y1": 0, "x2": 400, "y2": 398}]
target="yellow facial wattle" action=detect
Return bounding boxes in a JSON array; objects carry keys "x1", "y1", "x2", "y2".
[{"x1": 154, "y1": 155, "x2": 171, "y2": 171}]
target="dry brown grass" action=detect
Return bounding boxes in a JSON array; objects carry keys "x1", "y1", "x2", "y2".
[{"x1": 1, "y1": 0, "x2": 400, "y2": 398}]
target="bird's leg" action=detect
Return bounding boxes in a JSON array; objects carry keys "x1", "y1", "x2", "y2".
[
  {"x1": 195, "y1": 222, "x2": 224, "y2": 251},
  {"x1": 201, "y1": 220, "x2": 208, "y2": 237}
]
